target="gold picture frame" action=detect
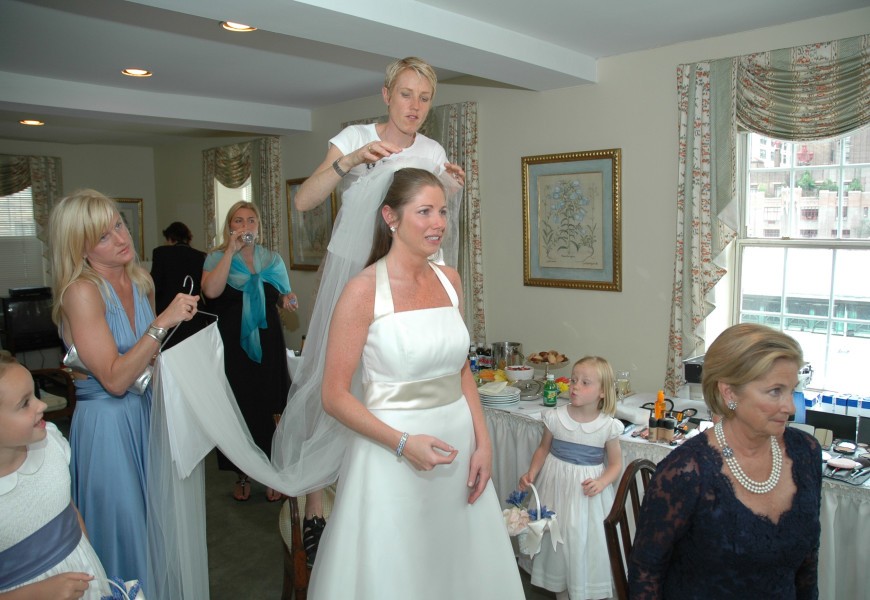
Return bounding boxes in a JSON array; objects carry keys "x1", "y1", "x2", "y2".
[
  {"x1": 522, "y1": 149, "x2": 622, "y2": 291},
  {"x1": 116, "y1": 198, "x2": 144, "y2": 258},
  {"x1": 286, "y1": 178, "x2": 338, "y2": 271}
]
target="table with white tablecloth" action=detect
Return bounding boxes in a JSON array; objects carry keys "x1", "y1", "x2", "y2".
[{"x1": 483, "y1": 395, "x2": 870, "y2": 600}]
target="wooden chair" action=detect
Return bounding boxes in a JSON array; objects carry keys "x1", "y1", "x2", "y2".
[
  {"x1": 272, "y1": 413, "x2": 335, "y2": 600},
  {"x1": 277, "y1": 486, "x2": 335, "y2": 600},
  {"x1": 603, "y1": 458, "x2": 657, "y2": 600},
  {"x1": 31, "y1": 367, "x2": 77, "y2": 422}
]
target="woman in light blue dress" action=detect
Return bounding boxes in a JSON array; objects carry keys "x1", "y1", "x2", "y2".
[{"x1": 49, "y1": 190, "x2": 197, "y2": 589}]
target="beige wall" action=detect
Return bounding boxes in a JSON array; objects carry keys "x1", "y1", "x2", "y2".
[
  {"x1": 1, "y1": 9, "x2": 866, "y2": 391},
  {"x1": 278, "y1": 9, "x2": 870, "y2": 392}
]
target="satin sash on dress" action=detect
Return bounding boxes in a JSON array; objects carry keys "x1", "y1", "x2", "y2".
[
  {"x1": 549, "y1": 439, "x2": 605, "y2": 465},
  {"x1": 364, "y1": 371, "x2": 463, "y2": 410},
  {"x1": 0, "y1": 502, "x2": 81, "y2": 589}
]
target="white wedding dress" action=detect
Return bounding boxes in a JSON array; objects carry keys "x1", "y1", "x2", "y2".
[{"x1": 308, "y1": 259, "x2": 524, "y2": 599}]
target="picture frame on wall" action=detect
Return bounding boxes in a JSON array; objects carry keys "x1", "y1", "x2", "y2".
[
  {"x1": 522, "y1": 149, "x2": 622, "y2": 291},
  {"x1": 286, "y1": 178, "x2": 338, "y2": 271},
  {"x1": 116, "y1": 198, "x2": 144, "y2": 258}
]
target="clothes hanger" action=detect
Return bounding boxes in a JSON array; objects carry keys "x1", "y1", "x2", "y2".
[{"x1": 159, "y1": 275, "x2": 219, "y2": 348}]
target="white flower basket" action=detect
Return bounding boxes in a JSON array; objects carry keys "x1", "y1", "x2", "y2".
[
  {"x1": 503, "y1": 483, "x2": 563, "y2": 557},
  {"x1": 101, "y1": 578, "x2": 146, "y2": 600}
]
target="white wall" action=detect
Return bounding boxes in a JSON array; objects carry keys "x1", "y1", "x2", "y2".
[{"x1": 277, "y1": 9, "x2": 870, "y2": 392}]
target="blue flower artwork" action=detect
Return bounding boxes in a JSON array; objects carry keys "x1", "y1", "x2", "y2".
[{"x1": 537, "y1": 172, "x2": 603, "y2": 269}]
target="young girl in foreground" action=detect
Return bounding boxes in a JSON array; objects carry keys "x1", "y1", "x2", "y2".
[
  {"x1": 519, "y1": 356, "x2": 624, "y2": 600},
  {"x1": 0, "y1": 355, "x2": 109, "y2": 600}
]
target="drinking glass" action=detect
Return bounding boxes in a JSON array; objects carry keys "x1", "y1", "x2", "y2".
[{"x1": 616, "y1": 370, "x2": 631, "y2": 401}]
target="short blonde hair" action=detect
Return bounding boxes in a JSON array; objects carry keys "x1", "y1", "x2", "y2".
[
  {"x1": 215, "y1": 201, "x2": 260, "y2": 252},
  {"x1": 702, "y1": 323, "x2": 803, "y2": 417},
  {"x1": 384, "y1": 57, "x2": 437, "y2": 96},
  {"x1": 49, "y1": 189, "x2": 151, "y2": 324},
  {"x1": 574, "y1": 356, "x2": 617, "y2": 415}
]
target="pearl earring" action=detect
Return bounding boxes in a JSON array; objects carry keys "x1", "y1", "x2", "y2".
[
  {"x1": 390, "y1": 226, "x2": 396, "y2": 232},
  {"x1": 727, "y1": 400, "x2": 738, "y2": 411}
]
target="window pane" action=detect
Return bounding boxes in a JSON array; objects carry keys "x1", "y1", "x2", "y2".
[
  {"x1": 739, "y1": 246, "x2": 783, "y2": 328},
  {"x1": 747, "y1": 130, "x2": 870, "y2": 240},
  {"x1": 0, "y1": 187, "x2": 36, "y2": 237}
]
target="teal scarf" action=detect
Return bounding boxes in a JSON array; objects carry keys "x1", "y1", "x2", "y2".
[{"x1": 204, "y1": 245, "x2": 291, "y2": 363}]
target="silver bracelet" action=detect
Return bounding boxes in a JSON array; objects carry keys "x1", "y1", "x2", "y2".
[
  {"x1": 145, "y1": 324, "x2": 168, "y2": 343},
  {"x1": 332, "y1": 157, "x2": 348, "y2": 177},
  {"x1": 396, "y1": 432, "x2": 409, "y2": 457}
]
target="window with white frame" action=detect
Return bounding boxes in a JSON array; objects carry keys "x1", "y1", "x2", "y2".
[
  {"x1": 736, "y1": 128, "x2": 870, "y2": 394},
  {"x1": 0, "y1": 186, "x2": 45, "y2": 294}
]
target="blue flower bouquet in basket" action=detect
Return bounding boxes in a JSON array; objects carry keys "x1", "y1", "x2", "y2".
[{"x1": 503, "y1": 483, "x2": 563, "y2": 557}]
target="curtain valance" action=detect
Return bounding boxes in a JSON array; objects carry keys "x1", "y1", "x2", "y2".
[{"x1": 736, "y1": 36, "x2": 870, "y2": 141}]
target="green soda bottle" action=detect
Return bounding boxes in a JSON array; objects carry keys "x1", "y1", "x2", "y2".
[{"x1": 543, "y1": 373, "x2": 558, "y2": 407}]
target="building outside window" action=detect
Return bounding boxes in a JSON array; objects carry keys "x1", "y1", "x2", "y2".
[{"x1": 736, "y1": 128, "x2": 870, "y2": 393}]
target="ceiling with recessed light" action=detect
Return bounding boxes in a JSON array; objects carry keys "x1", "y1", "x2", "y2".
[{"x1": 0, "y1": 0, "x2": 866, "y2": 147}]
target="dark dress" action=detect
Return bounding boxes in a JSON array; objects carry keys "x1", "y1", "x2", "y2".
[
  {"x1": 207, "y1": 282, "x2": 290, "y2": 470},
  {"x1": 628, "y1": 427, "x2": 822, "y2": 600},
  {"x1": 151, "y1": 243, "x2": 207, "y2": 349}
]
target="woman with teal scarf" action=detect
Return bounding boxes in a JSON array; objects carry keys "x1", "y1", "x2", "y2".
[{"x1": 202, "y1": 201, "x2": 298, "y2": 501}]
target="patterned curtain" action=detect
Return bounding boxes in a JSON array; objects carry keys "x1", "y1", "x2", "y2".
[
  {"x1": 421, "y1": 102, "x2": 486, "y2": 345},
  {"x1": 664, "y1": 34, "x2": 870, "y2": 394},
  {"x1": 202, "y1": 137, "x2": 281, "y2": 251},
  {"x1": 257, "y1": 137, "x2": 283, "y2": 252},
  {"x1": 341, "y1": 102, "x2": 486, "y2": 343}
]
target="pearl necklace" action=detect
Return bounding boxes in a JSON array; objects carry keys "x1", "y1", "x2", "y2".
[{"x1": 713, "y1": 420, "x2": 782, "y2": 494}]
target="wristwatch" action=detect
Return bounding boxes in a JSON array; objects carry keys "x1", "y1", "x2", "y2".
[
  {"x1": 332, "y1": 157, "x2": 349, "y2": 177},
  {"x1": 145, "y1": 324, "x2": 168, "y2": 343}
]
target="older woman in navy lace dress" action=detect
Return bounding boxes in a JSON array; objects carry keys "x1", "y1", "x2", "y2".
[{"x1": 628, "y1": 324, "x2": 821, "y2": 599}]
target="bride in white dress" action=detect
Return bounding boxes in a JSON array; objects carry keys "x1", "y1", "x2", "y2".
[{"x1": 311, "y1": 168, "x2": 524, "y2": 599}]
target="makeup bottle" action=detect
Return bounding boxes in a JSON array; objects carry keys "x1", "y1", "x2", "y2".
[{"x1": 654, "y1": 390, "x2": 666, "y2": 420}]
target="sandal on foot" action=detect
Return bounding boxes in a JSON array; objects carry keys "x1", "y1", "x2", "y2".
[
  {"x1": 233, "y1": 477, "x2": 251, "y2": 501},
  {"x1": 266, "y1": 487, "x2": 283, "y2": 502},
  {"x1": 303, "y1": 515, "x2": 326, "y2": 568}
]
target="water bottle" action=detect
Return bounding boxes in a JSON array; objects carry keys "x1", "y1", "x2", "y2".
[
  {"x1": 543, "y1": 374, "x2": 558, "y2": 407},
  {"x1": 467, "y1": 345, "x2": 478, "y2": 374}
]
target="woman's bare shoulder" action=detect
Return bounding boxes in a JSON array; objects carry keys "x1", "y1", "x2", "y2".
[
  {"x1": 344, "y1": 264, "x2": 377, "y2": 298},
  {"x1": 434, "y1": 263, "x2": 462, "y2": 292}
]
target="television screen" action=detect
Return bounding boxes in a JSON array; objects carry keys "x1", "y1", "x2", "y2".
[{"x1": 1, "y1": 295, "x2": 61, "y2": 352}]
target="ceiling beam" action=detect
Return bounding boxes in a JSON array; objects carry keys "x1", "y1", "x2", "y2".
[
  {"x1": 0, "y1": 71, "x2": 311, "y2": 136},
  {"x1": 125, "y1": 0, "x2": 598, "y2": 89}
]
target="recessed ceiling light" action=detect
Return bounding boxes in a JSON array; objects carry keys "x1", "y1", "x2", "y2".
[
  {"x1": 221, "y1": 21, "x2": 257, "y2": 32},
  {"x1": 122, "y1": 68, "x2": 152, "y2": 77},
  {"x1": 19, "y1": 119, "x2": 44, "y2": 126}
]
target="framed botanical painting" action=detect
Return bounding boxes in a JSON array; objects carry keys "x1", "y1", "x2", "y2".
[
  {"x1": 116, "y1": 198, "x2": 144, "y2": 258},
  {"x1": 522, "y1": 149, "x2": 622, "y2": 291},
  {"x1": 286, "y1": 178, "x2": 338, "y2": 270}
]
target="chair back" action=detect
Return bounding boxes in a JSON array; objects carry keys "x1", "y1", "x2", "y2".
[
  {"x1": 604, "y1": 458, "x2": 657, "y2": 600},
  {"x1": 32, "y1": 368, "x2": 77, "y2": 421}
]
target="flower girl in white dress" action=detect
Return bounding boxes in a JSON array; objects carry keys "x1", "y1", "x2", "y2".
[{"x1": 520, "y1": 356, "x2": 625, "y2": 599}]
